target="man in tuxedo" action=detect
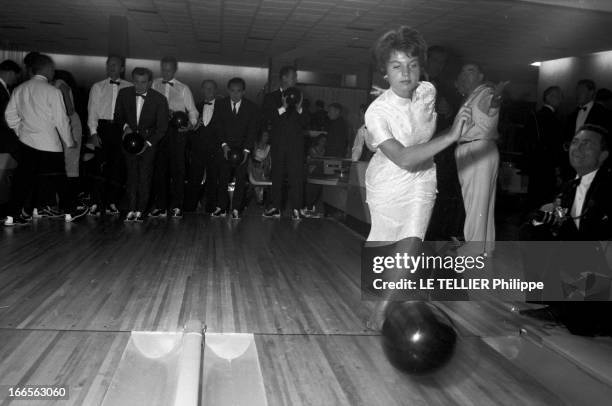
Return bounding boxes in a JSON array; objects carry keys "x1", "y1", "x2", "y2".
[
  {"x1": 595, "y1": 88, "x2": 612, "y2": 112},
  {"x1": 213, "y1": 77, "x2": 258, "y2": 220},
  {"x1": 0, "y1": 60, "x2": 21, "y2": 158},
  {"x1": 521, "y1": 124, "x2": 612, "y2": 336},
  {"x1": 4, "y1": 54, "x2": 77, "y2": 226},
  {"x1": 87, "y1": 55, "x2": 132, "y2": 216},
  {"x1": 563, "y1": 80, "x2": 612, "y2": 177},
  {"x1": 525, "y1": 124, "x2": 612, "y2": 240},
  {"x1": 261, "y1": 66, "x2": 297, "y2": 131},
  {"x1": 185, "y1": 79, "x2": 221, "y2": 213},
  {"x1": 526, "y1": 86, "x2": 564, "y2": 207},
  {"x1": 262, "y1": 88, "x2": 309, "y2": 220},
  {"x1": 114, "y1": 67, "x2": 169, "y2": 222},
  {"x1": 150, "y1": 57, "x2": 199, "y2": 218}
]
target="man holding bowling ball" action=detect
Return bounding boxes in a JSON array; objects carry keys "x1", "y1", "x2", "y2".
[
  {"x1": 114, "y1": 67, "x2": 169, "y2": 222},
  {"x1": 213, "y1": 77, "x2": 259, "y2": 220},
  {"x1": 150, "y1": 57, "x2": 199, "y2": 219}
]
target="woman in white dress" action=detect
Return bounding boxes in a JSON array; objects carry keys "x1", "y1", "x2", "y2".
[{"x1": 364, "y1": 26, "x2": 471, "y2": 329}]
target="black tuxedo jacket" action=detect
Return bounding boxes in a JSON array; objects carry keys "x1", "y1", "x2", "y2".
[
  {"x1": 114, "y1": 87, "x2": 169, "y2": 147},
  {"x1": 533, "y1": 106, "x2": 564, "y2": 167},
  {"x1": 195, "y1": 99, "x2": 222, "y2": 148},
  {"x1": 0, "y1": 84, "x2": 17, "y2": 154},
  {"x1": 216, "y1": 97, "x2": 259, "y2": 151},
  {"x1": 262, "y1": 89, "x2": 283, "y2": 131},
  {"x1": 555, "y1": 167, "x2": 612, "y2": 240},
  {"x1": 270, "y1": 107, "x2": 309, "y2": 153},
  {"x1": 565, "y1": 102, "x2": 612, "y2": 141}
]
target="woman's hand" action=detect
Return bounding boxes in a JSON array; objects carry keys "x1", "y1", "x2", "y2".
[{"x1": 449, "y1": 107, "x2": 472, "y2": 142}]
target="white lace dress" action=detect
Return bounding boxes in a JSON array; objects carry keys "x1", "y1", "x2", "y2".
[{"x1": 364, "y1": 82, "x2": 437, "y2": 242}]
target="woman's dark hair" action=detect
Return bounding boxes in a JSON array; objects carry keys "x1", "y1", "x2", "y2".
[{"x1": 372, "y1": 26, "x2": 427, "y2": 74}]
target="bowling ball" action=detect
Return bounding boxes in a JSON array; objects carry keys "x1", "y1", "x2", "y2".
[
  {"x1": 227, "y1": 148, "x2": 244, "y2": 167},
  {"x1": 171, "y1": 110, "x2": 189, "y2": 128},
  {"x1": 122, "y1": 131, "x2": 145, "y2": 154},
  {"x1": 283, "y1": 87, "x2": 301, "y2": 107},
  {"x1": 381, "y1": 301, "x2": 457, "y2": 375}
]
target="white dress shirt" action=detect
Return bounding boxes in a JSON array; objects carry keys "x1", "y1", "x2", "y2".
[
  {"x1": 152, "y1": 78, "x2": 198, "y2": 126},
  {"x1": 87, "y1": 77, "x2": 132, "y2": 135},
  {"x1": 5, "y1": 75, "x2": 72, "y2": 152},
  {"x1": 201, "y1": 98, "x2": 215, "y2": 126},
  {"x1": 571, "y1": 168, "x2": 598, "y2": 229},
  {"x1": 231, "y1": 99, "x2": 242, "y2": 115},
  {"x1": 136, "y1": 93, "x2": 146, "y2": 126},
  {"x1": 0, "y1": 78, "x2": 8, "y2": 95},
  {"x1": 575, "y1": 100, "x2": 594, "y2": 133}
]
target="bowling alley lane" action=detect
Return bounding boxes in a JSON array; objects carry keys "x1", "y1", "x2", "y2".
[
  {"x1": 0, "y1": 213, "x2": 541, "y2": 337},
  {"x1": 0, "y1": 328, "x2": 565, "y2": 406},
  {"x1": 1, "y1": 213, "x2": 611, "y2": 405}
]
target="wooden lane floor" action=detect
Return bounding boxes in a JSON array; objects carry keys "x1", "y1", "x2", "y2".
[
  {"x1": 0, "y1": 329, "x2": 563, "y2": 406},
  {"x1": 0, "y1": 214, "x2": 370, "y2": 334},
  {"x1": 0, "y1": 213, "x2": 541, "y2": 337},
  {"x1": 0, "y1": 329, "x2": 129, "y2": 406},
  {"x1": 256, "y1": 334, "x2": 562, "y2": 406},
  {"x1": 0, "y1": 212, "x2": 591, "y2": 405}
]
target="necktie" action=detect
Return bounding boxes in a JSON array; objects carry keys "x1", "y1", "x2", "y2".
[
  {"x1": 232, "y1": 102, "x2": 237, "y2": 115},
  {"x1": 110, "y1": 79, "x2": 120, "y2": 85},
  {"x1": 163, "y1": 80, "x2": 174, "y2": 86}
]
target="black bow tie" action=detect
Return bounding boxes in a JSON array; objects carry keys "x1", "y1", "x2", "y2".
[
  {"x1": 110, "y1": 80, "x2": 120, "y2": 85},
  {"x1": 578, "y1": 105, "x2": 588, "y2": 111},
  {"x1": 163, "y1": 80, "x2": 174, "y2": 86},
  {"x1": 137, "y1": 93, "x2": 147, "y2": 99},
  {"x1": 204, "y1": 101, "x2": 213, "y2": 105}
]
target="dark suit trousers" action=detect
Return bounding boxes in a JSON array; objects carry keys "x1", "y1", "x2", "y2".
[
  {"x1": 185, "y1": 129, "x2": 221, "y2": 212},
  {"x1": 426, "y1": 143, "x2": 465, "y2": 240},
  {"x1": 271, "y1": 146, "x2": 304, "y2": 210},
  {"x1": 217, "y1": 158, "x2": 247, "y2": 211},
  {"x1": 124, "y1": 146, "x2": 156, "y2": 212},
  {"x1": 93, "y1": 121, "x2": 124, "y2": 207},
  {"x1": 10, "y1": 141, "x2": 66, "y2": 216},
  {"x1": 153, "y1": 126, "x2": 187, "y2": 209}
]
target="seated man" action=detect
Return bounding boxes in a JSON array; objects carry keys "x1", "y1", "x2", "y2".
[{"x1": 520, "y1": 124, "x2": 612, "y2": 336}]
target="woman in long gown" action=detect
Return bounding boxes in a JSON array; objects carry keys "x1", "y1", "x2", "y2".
[{"x1": 364, "y1": 26, "x2": 471, "y2": 329}]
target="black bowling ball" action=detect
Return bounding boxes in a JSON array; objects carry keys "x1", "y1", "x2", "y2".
[
  {"x1": 228, "y1": 149, "x2": 244, "y2": 167},
  {"x1": 122, "y1": 131, "x2": 145, "y2": 154},
  {"x1": 381, "y1": 301, "x2": 457, "y2": 375},
  {"x1": 171, "y1": 111, "x2": 189, "y2": 128},
  {"x1": 283, "y1": 87, "x2": 301, "y2": 107}
]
